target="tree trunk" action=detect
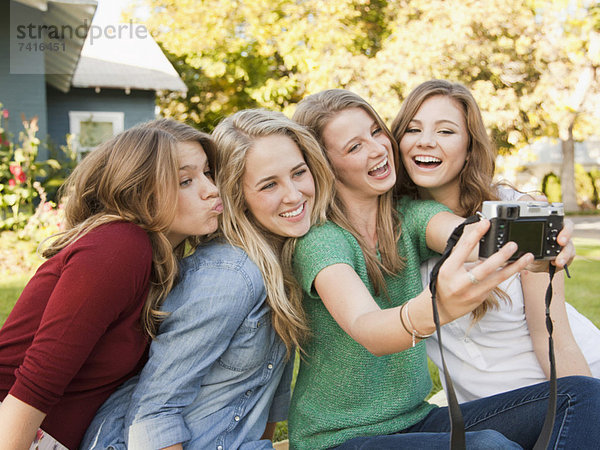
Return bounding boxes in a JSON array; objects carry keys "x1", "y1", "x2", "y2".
[{"x1": 560, "y1": 123, "x2": 578, "y2": 212}]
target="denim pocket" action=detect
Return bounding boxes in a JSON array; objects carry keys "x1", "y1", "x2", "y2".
[{"x1": 218, "y1": 309, "x2": 272, "y2": 371}]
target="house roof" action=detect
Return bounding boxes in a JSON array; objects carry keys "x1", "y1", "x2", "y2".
[
  {"x1": 13, "y1": 0, "x2": 49, "y2": 11},
  {"x1": 71, "y1": 24, "x2": 187, "y2": 93},
  {"x1": 13, "y1": 0, "x2": 98, "y2": 92}
]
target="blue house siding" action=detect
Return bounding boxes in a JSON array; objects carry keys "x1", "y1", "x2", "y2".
[
  {"x1": 46, "y1": 85, "x2": 156, "y2": 148},
  {"x1": 0, "y1": 1, "x2": 48, "y2": 150}
]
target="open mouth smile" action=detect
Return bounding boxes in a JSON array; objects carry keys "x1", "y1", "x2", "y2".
[
  {"x1": 368, "y1": 157, "x2": 390, "y2": 178},
  {"x1": 279, "y1": 201, "x2": 306, "y2": 218},
  {"x1": 414, "y1": 155, "x2": 442, "y2": 168}
]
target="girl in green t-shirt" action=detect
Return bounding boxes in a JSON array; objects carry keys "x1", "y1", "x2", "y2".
[{"x1": 288, "y1": 89, "x2": 598, "y2": 450}]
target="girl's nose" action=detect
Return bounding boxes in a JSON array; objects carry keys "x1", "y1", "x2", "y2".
[
  {"x1": 283, "y1": 181, "x2": 302, "y2": 204},
  {"x1": 200, "y1": 176, "x2": 219, "y2": 199},
  {"x1": 417, "y1": 130, "x2": 436, "y2": 148}
]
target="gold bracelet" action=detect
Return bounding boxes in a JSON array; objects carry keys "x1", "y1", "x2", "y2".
[
  {"x1": 404, "y1": 300, "x2": 434, "y2": 346},
  {"x1": 399, "y1": 302, "x2": 414, "y2": 345}
]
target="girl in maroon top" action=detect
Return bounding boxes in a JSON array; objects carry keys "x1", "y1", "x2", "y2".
[{"x1": 0, "y1": 119, "x2": 223, "y2": 449}]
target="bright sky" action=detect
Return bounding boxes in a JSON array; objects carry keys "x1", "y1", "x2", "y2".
[{"x1": 92, "y1": 0, "x2": 141, "y2": 25}]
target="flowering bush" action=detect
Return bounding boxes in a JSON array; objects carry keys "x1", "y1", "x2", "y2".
[
  {"x1": 0, "y1": 104, "x2": 62, "y2": 230},
  {"x1": 0, "y1": 182, "x2": 64, "y2": 277}
]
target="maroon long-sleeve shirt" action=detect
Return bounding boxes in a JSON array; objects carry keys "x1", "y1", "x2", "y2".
[{"x1": 0, "y1": 221, "x2": 152, "y2": 449}]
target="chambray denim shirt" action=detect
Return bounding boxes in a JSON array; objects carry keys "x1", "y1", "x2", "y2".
[{"x1": 81, "y1": 240, "x2": 293, "y2": 450}]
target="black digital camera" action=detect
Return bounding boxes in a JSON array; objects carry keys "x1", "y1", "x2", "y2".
[{"x1": 478, "y1": 201, "x2": 564, "y2": 261}]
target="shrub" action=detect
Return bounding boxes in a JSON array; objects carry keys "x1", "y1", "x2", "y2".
[{"x1": 0, "y1": 104, "x2": 63, "y2": 230}]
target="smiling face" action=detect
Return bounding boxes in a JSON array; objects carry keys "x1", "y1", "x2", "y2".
[
  {"x1": 398, "y1": 95, "x2": 469, "y2": 201},
  {"x1": 242, "y1": 134, "x2": 316, "y2": 238},
  {"x1": 321, "y1": 107, "x2": 395, "y2": 204},
  {"x1": 166, "y1": 141, "x2": 223, "y2": 247}
]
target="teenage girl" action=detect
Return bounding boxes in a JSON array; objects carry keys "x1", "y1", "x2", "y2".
[{"x1": 0, "y1": 118, "x2": 221, "y2": 449}]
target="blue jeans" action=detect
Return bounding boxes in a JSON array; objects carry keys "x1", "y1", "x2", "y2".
[{"x1": 336, "y1": 376, "x2": 600, "y2": 449}]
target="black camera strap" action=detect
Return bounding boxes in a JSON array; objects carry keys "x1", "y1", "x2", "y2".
[
  {"x1": 532, "y1": 263, "x2": 557, "y2": 450},
  {"x1": 427, "y1": 215, "x2": 559, "y2": 450}
]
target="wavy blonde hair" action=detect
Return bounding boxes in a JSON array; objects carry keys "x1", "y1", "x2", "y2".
[
  {"x1": 212, "y1": 109, "x2": 334, "y2": 355},
  {"x1": 391, "y1": 79, "x2": 508, "y2": 321},
  {"x1": 44, "y1": 118, "x2": 217, "y2": 338},
  {"x1": 292, "y1": 89, "x2": 404, "y2": 297}
]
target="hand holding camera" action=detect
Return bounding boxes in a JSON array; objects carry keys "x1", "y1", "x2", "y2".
[{"x1": 478, "y1": 201, "x2": 575, "y2": 270}]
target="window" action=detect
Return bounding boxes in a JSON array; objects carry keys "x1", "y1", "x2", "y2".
[{"x1": 69, "y1": 111, "x2": 124, "y2": 158}]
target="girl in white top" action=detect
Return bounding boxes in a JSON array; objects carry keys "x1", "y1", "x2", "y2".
[{"x1": 391, "y1": 79, "x2": 600, "y2": 403}]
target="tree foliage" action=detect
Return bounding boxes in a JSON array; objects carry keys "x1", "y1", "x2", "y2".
[{"x1": 129, "y1": 0, "x2": 599, "y2": 208}]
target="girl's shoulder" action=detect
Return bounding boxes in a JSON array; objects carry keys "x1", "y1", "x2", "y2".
[
  {"x1": 297, "y1": 220, "x2": 358, "y2": 254},
  {"x1": 60, "y1": 221, "x2": 152, "y2": 266},
  {"x1": 396, "y1": 196, "x2": 451, "y2": 228},
  {"x1": 182, "y1": 239, "x2": 263, "y2": 286}
]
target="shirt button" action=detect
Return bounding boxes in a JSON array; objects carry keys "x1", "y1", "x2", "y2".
[
  {"x1": 234, "y1": 415, "x2": 240, "y2": 421},
  {"x1": 245, "y1": 390, "x2": 252, "y2": 397},
  {"x1": 267, "y1": 363, "x2": 273, "y2": 369},
  {"x1": 217, "y1": 447, "x2": 223, "y2": 450}
]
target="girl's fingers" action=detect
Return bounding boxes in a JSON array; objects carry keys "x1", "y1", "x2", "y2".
[
  {"x1": 470, "y1": 251, "x2": 533, "y2": 290},
  {"x1": 554, "y1": 219, "x2": 575, "y2": 268},
  {"x1": 444, "y1": 220, "x2": 490, "y2": 271},
  {"x1": 557, "y1": 219, "x2": 573, "y2": 246},
  {"x1": 466, "y1": 241, "x2": 520, "y2": 286},
  {"x1": 554, "y1": 239, "x2": 575, "y2": 268}
]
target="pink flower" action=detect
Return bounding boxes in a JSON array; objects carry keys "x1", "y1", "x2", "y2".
[
  {"x1": 9, "y1": 164, "x2": 22, "y2": 176},
  {"x1": 2, "y1": 109, "x2": 8, "y2": 119},
  {"x1": 16, "y1": 172, "x2": 26, "y2": 184},
  {"x1": 8, "y1": 179, "x2": 16, "y2": 187}
]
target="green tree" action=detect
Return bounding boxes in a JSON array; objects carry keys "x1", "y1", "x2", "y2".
[
  {"x1": 525, "y1": 0, "x2": 599, "y2": 211},
  {"x1": 128, "y1": 0, "x2": 599, "y2": 211},
  {"x1": 129, "y1": 0, "x2": 396, "y2": 129},
  {"x1": 361, "y1": 0, "x2": 599, "y2": 211}
]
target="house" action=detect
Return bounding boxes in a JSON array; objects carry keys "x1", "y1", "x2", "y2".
[
  {"x1": 496, "y1": 137, "x2": 600, "y2": 193},
  {"x1": 1, "y1": 0, "x2": 187, "y2": 159}
]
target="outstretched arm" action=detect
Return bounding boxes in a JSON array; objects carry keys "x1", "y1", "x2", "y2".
[{"x1": 313, "y1": 220, "x2": 534, "y2": 356}]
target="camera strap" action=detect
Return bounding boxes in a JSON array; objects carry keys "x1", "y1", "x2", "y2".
[{"x1": 427, "y1": 215, "x2": 559, "y2": 450}]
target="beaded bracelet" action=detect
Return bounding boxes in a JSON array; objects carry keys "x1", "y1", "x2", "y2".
[{"x1": 399, "y1": 300, "x2": 433, "y2": 347}]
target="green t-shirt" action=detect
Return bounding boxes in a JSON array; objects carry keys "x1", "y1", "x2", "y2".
[{"x1": 289, "y1": 196, "x2": 450, "y2": 450}]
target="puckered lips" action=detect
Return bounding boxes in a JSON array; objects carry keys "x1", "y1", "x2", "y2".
[
  {"x1": 279, "y1": 201, "x2": 307, "y2": 222},
  {"x1": 413, "y1": 155, "x2": 442, "y2": 169},
  {"x1": 212, "y1": 200, "x2": 224, "y2": 213},
  {"x1": 368, "y1": 157, "x2": 391, "y2": 179}
]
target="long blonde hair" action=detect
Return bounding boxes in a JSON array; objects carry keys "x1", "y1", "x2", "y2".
[
  {"x1": 292, "y1": 89, "x2": 404, "y2": 296},
  {"x1": 213, "y1": 109, "x2": 334, "y2": 355},
  {"x1": 391, "y1": 80, "x2": 508, "y2": 321},
  {"x1": 44, "y1": 118, "x2": 217, "y2": 337}
]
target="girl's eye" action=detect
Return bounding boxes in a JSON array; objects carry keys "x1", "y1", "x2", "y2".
[
  {"x1": 348, "y1": 143, "x2": 360, "y2": 153},
  {"x1": 439, "y1": 129, "x2": 455, "y2": 135},
  {"x1": 260, "y1": 182, "x2": 276, "y2": 191},
  {"x1": 405, "y1": 127, "x2": 420, "y2": 134},
  {"x1": 180, "y1": 178, "x2": 192, "y2": 187},
  {"x1": 372, "y1": 126, "x2": 382, "y2": 136},
  {"x1": 293, "y1": 168, "x2": 307, "y2": 177},
  {"x1": 204, "y1": 170, "x2": 214, "y2": 180}
]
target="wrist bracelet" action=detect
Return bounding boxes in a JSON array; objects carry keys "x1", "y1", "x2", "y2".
[
  {"x1": 399, "y1": 303, "x2": 415, "y2": 346},
  {"x1": 402, "y1": 300, "x2": 434, "y2": 347}
]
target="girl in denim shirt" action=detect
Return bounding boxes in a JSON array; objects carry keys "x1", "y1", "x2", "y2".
[{"x1": 82, "y1": 110, "x2": 334, "y2": 450}]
